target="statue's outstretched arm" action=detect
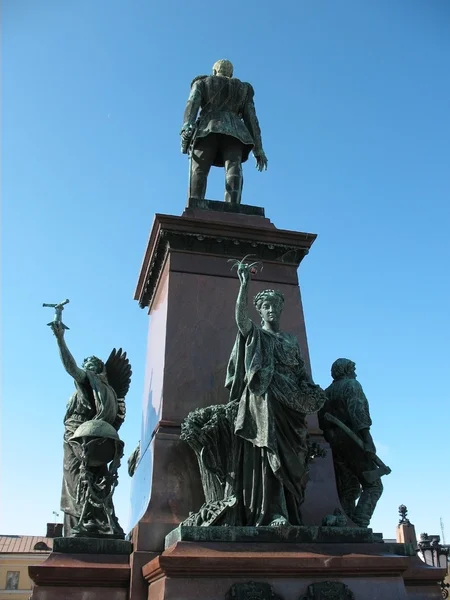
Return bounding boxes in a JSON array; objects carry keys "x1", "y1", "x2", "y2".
[
  {"x1": 50, "y1": 322, "x2": 86, "y2": 384},
  {"x1": 235, "y1": 264, "x2": 252, "y2": 338}
]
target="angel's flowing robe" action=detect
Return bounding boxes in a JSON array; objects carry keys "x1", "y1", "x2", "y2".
[
  {"x1": 61, "y1": 370, "x2": 118, "y2": 535},
  {"x1": 226, "y1": 324, "x2": 326, "y2": 526}
]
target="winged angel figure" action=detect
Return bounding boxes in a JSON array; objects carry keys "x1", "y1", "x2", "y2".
[{"x1": 50, "y1": 321, "x2": 132, "y2": 538}]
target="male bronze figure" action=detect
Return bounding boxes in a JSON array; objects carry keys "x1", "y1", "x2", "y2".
[
  {"x1": 181, "y1": 59, "x2": 267, "y2": 205},
  {"x1": 318, "y1": 359, "x2": 389, "y2": 528}
]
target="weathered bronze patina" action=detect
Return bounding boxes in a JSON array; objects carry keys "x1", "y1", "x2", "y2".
[
  {"x1": 318, "y1": 358, "x2": 389, "y2": 528},
  {"x1": 181, "y1": 258, "x2": 326, "y2": 527},
  {"x1": 48, "y1": 307, "x2": 131, "y2": 538},
  {"x1": 181, "y1": 59, "x2": 267, "y2": 205}
]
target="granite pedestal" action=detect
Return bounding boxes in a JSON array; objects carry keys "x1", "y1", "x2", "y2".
[
  {"x1": 28, "y1": 538, "x2": 132, "y2": 600},
  {"x1": 128, "y1": 201, "x2": 350, "y2": 552},
  {"x1": 142, "y1": 529, "x2": 446, "y2": 600},
  {"x1": 126, "y1": 201, "x2": 358, "y2": 597}
]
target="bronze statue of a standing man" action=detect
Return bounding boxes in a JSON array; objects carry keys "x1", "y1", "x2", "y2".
[
  {"x1": 318, "y1": 359, "x2": 386, "y2": 528},
  {"x1": 181, "y1": 59, "x2": 267, "y2": 205}
]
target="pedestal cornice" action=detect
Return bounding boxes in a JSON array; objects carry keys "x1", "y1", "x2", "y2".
[{"x1": 135, "y1": 212, "x2": 317, "y2": 310}]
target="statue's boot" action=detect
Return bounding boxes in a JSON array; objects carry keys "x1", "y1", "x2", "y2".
[
  {"x1": 352, "y1": 479, "x2": 383, "y2": 527},
  {"x1": 189, "y1": 157, "x2": 208, "y2": 200},
  {"x1": 225, "y1": 160, "x2": 243, "y2": 204}
]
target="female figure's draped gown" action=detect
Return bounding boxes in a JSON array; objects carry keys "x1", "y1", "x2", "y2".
[{"x1": 226, "y1": 324, "x2": 325, "y2": 526}]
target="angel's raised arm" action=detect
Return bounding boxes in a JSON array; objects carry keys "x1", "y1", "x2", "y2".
[{"x1": 51, "y1": 323, "x2": 86, "y2": 384}]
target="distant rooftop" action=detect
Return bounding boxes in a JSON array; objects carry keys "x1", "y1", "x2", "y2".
[{"x1": 0, "y1": 535, "x2": 53, "y2": 553}]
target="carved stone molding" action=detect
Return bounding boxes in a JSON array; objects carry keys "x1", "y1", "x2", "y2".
[
  {"x1": 135, "y1": 213, "x2": 317, "y2": 309},
  {"x1": 299, "y1": 581, "x2": 355, "y2": 600},
  {"x1": 225, "y1": 581, "x2": 283, "y2": 600}
]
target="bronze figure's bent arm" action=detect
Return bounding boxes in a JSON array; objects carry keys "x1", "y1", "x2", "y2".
[
  {"x1": 242, "y1": 85, "x2": 264, "y2": 155},
  {"x1": 296, "y1": 342, "x2": 313, "y2": 383},
  {"x1": 347, "y1": 381, "x2": 372, "y2": 433},
  {"x1": 182, "y1": 80, "x2": 203, "y2": 129},
  {"x1": 359, "y1": 427, "x2": 376, "y2": 453}
]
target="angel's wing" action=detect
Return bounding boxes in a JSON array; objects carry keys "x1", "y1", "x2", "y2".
[
  {"x1": 105, "y1": 348, "x2": 132, "y2": 398},
  {"x1": 105, "y1": 348, "x2": 132, "y2": 431}
]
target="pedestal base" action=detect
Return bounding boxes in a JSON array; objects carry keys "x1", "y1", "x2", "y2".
[
  {"x1": 165, "y1": 525, "x2": 382, "y2": 548},
  {"x1": 130, "y1": 203, "x2": 349, "y2": 556},
  {"x1": 143, "y1": 540, "x2": 446, "y2": 600},
  {"x1": 186, "y1": 198, "x2": 265, "y2": 215},
  {"x1": 28, "y1": 540, "x2": 131, "y2": 600},
  {"x1": 52, "y1": 536, "x2": 132, "y2": 554}
]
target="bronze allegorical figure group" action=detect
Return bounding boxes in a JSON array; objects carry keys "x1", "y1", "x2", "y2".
[{"x1": 42, "y1": 60, "x2": 390, "y2": 540}]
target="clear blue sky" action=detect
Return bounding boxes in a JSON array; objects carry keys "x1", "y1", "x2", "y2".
[{"x1": 2, "y1": 0, "x2": 449, "y2": 540}]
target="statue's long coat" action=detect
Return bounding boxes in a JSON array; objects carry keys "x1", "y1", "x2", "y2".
[{"x1": 183, "y1": 75, "x2": 264, "y2": 166}]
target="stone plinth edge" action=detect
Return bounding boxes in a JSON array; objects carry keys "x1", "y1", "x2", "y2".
[
  {"x1": 134, "y1": 212, "x2": 317, "y2": 310},
  {"x1": 165, "y1": 525, "x2": 380, "y2": 548},
  {"x1": 144, "y1": 541, "x2": 411, "y2": 582},
  {"x1": 53, "y1": 536, "x2": 132, "y2": 554},
  {"x1": 29, "y1": 551, "x2": 130, "y2": 588},
  {"x1": 186, "y1": 198, "x2": 265, "y2": 216}
]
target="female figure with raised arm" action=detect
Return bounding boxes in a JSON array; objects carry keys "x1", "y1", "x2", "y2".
[{"x1": 225, "y1": 261, "x2": 326, "y2": 526}]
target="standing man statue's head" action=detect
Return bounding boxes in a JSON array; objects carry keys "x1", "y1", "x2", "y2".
[
  {"x1": 212, "y1": 59, "x2": 233, "y2": 78},
  {"x1": 330, "y1": 358, "x2": 357, "y2": 381}
]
